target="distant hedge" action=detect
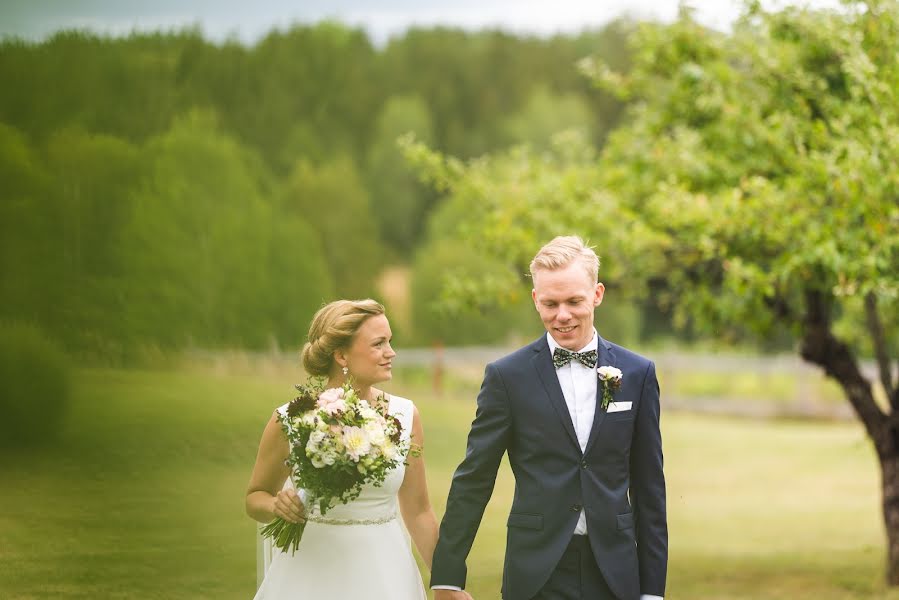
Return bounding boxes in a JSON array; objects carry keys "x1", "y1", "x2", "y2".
[{"x1": 0, "y1": 322, "x2": 71, "y2": 448}]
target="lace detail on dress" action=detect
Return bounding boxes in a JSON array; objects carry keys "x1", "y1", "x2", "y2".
[{"x1": 304, "y1": 512, "x2": 397, "y2": 526}]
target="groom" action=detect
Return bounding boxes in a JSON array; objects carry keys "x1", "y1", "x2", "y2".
[{"x1": 431, "y1": 236, "x2": 667, "y2": 600}]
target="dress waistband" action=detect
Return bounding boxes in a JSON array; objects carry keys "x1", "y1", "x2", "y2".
[{"x1": 304, "y1": 511, "x2": 396, "y2": 526}]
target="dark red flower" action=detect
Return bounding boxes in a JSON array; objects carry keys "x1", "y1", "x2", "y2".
[{"x1": 389, "y1": 415, "x2": 403, "y2": 443}]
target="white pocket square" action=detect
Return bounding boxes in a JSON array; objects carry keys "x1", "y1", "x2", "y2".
[{"x1": 607, "y1": 401, "x2": 632, "y2": 413}]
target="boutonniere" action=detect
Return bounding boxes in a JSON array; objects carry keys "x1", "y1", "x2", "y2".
[{"x1": 596, "y1": 366, "x2": 623, "y2": 410}]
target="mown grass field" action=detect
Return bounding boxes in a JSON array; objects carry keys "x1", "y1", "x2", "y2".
[{"x1": 0, "y1": 364, "x2": 892, "y2": 599}]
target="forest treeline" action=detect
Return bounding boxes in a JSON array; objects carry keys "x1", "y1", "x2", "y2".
[{"x1": 0, "y1": 21, "x2": 642, "y2": 359}]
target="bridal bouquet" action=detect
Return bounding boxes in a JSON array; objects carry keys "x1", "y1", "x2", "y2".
[{"x1": 261, "y1": 379, "x2": 410, "y2": 553}]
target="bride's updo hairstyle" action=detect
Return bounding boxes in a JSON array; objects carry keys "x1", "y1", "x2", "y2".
[{"x1": 301, "y1": 299, "x2": 386, "y2": 376}]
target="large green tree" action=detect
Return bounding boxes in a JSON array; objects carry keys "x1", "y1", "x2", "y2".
[
  {"x1": 0, "y1": 123, "x2": 53, "y2": 325},
  {"x1": 280, "y1": 157, "x2": 384, "y2": 299},
  {"x1": 121, "y1": 110, "x2": 332, "y2": 349},
  {"x1": 407, "y1": 0, "x2": 899, "y2": 582},
  {"x1": 43, "y1": 127, "x2": 142, "y2": 352},
  {"x1": 594, "y1": 16, "x2": 899, "y2": 587},
  {"x1": 365, "y1": 94, "x2": 436, "y2": 255}
]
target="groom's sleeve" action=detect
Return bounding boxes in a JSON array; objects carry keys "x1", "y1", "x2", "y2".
[
  {"x1": 630, "y1": 361, "x2": 668, "y2": 597},
  {"x1": 431, "y1": 362, "x2": 511, "y2": 589}
]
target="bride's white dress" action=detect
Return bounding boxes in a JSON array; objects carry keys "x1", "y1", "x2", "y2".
[{"x1": 254, "y1": 394, "x2": 427, "y2": 599}]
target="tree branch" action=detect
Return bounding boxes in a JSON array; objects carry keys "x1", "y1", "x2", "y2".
[
  {"x1": 866, "y1": 292, "x2": 897, "y2": 408},
  {"x1": 800, "y1": 289, "x2": 886, "y2": 446},
  {"x1": 763, "y1": 289, "x2": 795, "y2": 323}
]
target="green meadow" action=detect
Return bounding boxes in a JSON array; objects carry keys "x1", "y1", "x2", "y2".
[{"x1": 0, "y1": 364, "x2": 892, "y2": 599}]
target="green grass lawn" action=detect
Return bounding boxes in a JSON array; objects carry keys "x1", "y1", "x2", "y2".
[{"x1": 0, "y1": 365, "x2": 893, "y2": 599}]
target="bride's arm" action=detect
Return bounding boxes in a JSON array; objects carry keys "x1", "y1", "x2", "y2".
[
  {"x1": 245, "y1": 411, "x2": 305, "y2": 524},
  {"x1": 398, "y1": 405, "x2": 440, "y2": 571}
]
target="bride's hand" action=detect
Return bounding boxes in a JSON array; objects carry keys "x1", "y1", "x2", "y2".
[{"x1": 271, "y1": 488, "x2": 305, "y2": 523}]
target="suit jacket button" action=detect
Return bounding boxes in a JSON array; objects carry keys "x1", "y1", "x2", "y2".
[
  {"x1": 570, "y1": 504, "x2": 582, "y2": 512},
  {"x1": 580, "y1": 460, "x2": 588, "y2": 469}
]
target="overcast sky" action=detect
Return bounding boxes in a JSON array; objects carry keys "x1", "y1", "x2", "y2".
[{"x1": 0, "y1": 0, "x2": 844, "y2": 45}]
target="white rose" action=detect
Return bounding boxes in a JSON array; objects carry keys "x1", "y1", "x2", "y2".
[
  {"x1": 306, "y1": 436, "x2": 322, "y2": 457},
  {"x1": 359, "y1": 407, "x2": 379, "y2": 421},
  {"x1": 364, "y1": 422, "x2": 387, "y2": 446},
  {"x1": 597, "y1": 366, "x2": 623, "y2": 381},
  {"x1": 381, "y1": 441, "x2": 398, "y2": 461},
  {"x1": 322, "y1": 450, "x2": 338, "y2": 465}
]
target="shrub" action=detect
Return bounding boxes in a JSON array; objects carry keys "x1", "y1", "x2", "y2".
[
  {"x1": 409, "y1": 239, "x2": 536, "y2": 346},
  {"x1": 0, "y1": 322, "x2": 71, "y2": 448}
]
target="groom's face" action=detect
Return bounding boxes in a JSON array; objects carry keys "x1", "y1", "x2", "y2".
[{"x1": 532, "y1": 262, "x2": 604, "y2": 351}]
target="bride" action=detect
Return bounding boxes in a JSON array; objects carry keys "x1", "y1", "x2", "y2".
[{"x1": 246, "y1": 299, "x2": 463, "y2": 599}]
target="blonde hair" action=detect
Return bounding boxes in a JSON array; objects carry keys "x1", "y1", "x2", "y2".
[
  {"x1": 529, "y1": 235, "x2": 600, "y2": 282},
  {"x1": 301, "y1": 299, "x2": 385, "y2": 376}
]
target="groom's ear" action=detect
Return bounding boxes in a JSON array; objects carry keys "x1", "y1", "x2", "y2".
[{"x1": 594, "y1": 282, "x2": 605, "y2": 306}]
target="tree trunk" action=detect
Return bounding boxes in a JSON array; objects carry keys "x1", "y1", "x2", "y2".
[
  {"x1": 800, "y1": 315, "x2": 884, "y2": 438},
  {"x1": 799, "y1": 290, "x2": 896, "y2": 582},
  {"x1": 810, "y1": 342, "x2": 899, "y2": 585},
  {"x1": 883, "y1": 454, "x2": 899, "y2": 585}
]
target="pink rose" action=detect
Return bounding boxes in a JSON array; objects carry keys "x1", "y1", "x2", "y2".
[{"x1": 317, "y1": 388, "x2": 347, "y2": 415}]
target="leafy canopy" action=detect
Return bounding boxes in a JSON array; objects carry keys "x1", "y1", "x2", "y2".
[{"x1": 407, "y1": 1, "x2": 899, "y2": 355}]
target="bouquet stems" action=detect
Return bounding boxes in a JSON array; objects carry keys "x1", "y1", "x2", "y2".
[{"x1": 260, "y1": 517, "x2": 307, "y2": 555}]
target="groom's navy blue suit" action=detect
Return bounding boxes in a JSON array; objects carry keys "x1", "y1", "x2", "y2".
[{"x1": 431, "y1": 334, "x2": 667, "y2": 600}]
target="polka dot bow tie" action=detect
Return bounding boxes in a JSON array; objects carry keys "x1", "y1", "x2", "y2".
[{"x1": 552, "y1": 347, "x2": 597, "y2": 369}]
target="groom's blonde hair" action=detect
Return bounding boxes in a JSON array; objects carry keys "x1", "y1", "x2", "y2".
[{"x1": 529, "y1": 235, "x2": 600, "y2": 283}]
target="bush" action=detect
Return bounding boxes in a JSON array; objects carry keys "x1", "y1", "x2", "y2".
[
  {"x1": 0, "y1": 322, "x2": 71, "y2": 448},
  {"x1": 409, "y1": 239, "x2": 537, "y2": 346}
]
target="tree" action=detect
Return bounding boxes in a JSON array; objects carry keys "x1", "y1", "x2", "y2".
[
  {"x1": 406, "y1": 1, "x2": 899, "y2": 583},
  {"x1": 592, "y1": 12, "x2": 899, "y2": 587},
  {"x1": 403, "y1": 130, "x2": 642, "y2": 344},
  {"x1": 499, "y1": 85, "x2": 596, "y2": 151},
  {"x1": 246, "y1": 22, "x2": 381, "y2": 174},
  {"x1": 365, "y1": 94, "x2": 436, "y2": 255},
  {"x1": 120, "y1": 110, "x2": 331, "y2": 349},
  {"x1": 409, "y1": 238, "x2": 534, "y2": 345},
  {"x1": 280, "y1": 157, "x2": 384, "y2": 299},
  {"x1": 0, "y1": 122, "x2": 54, "y2": 326},
  {"x1": 43, "y1": 127, "x2": 142, "y2": 353}
]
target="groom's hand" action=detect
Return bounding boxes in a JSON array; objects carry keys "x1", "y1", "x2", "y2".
[{"x1": 433, "y1": 590, "x2": 472, "y2": 600}]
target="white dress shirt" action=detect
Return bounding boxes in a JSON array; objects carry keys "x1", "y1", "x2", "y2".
[
  {"x1": 434, "y1": 331, "x2": 663, "y2": 600},
  {"x1": 545, "y1": 331, "x2": 597, "y2": 535}
]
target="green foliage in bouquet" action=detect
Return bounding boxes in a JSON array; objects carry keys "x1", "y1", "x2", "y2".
[{"x1": 261, "y1": 378, "x2": 411, "y2": 553}]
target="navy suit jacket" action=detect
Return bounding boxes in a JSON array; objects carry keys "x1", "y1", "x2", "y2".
[{"x1": 431, "y1": 334, "x2": 667, "y2": 600}]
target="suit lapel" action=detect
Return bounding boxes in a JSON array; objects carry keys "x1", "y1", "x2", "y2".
[
  {"x1": 584, "y1": 336, "x2": 616, "y2": 455},
  {"x1": 531, "y1": 339, "x2": 581, "y2": 453}
]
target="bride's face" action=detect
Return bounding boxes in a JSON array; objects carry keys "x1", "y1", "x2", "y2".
[{"x1": 340, "y1": 314, "x2": 396, "y2": 387}]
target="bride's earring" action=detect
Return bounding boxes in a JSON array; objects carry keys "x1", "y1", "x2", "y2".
[{"x1": 342, "y1": 366, "x2": 349, "y2": 376}]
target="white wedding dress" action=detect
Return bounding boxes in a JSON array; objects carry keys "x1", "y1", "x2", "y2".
[{"x1": 254, "y1": 394, "x2": 427, "y2": 600}]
